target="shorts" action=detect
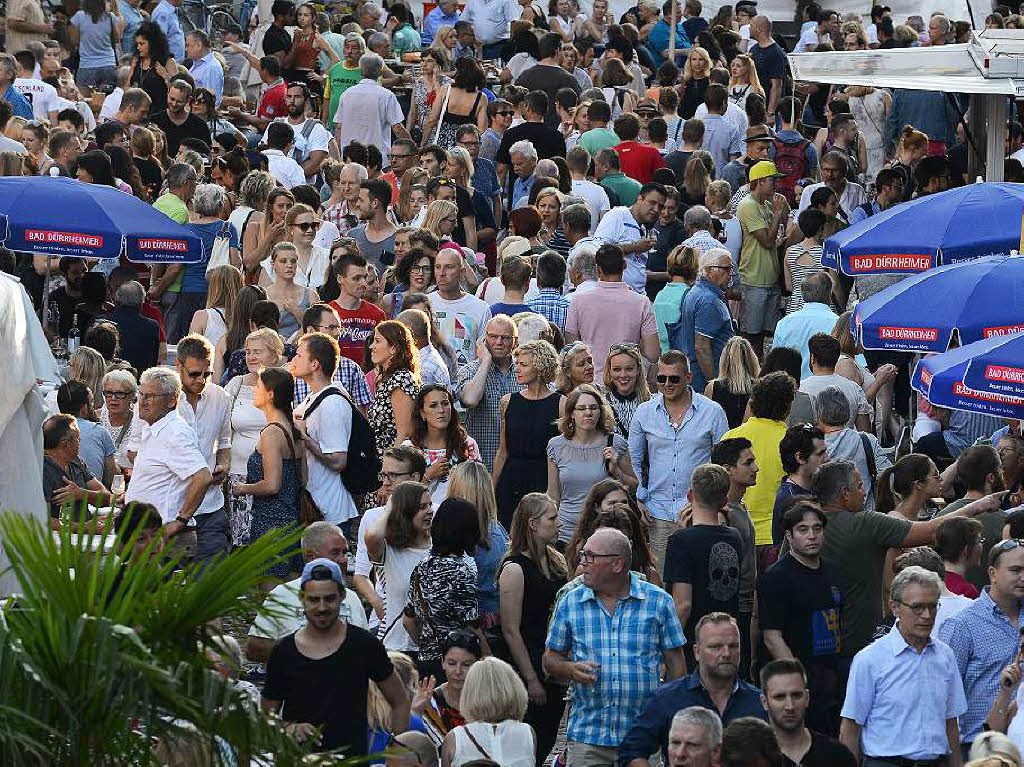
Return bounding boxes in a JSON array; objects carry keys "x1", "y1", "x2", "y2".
[
  {"x1": 76, "y1": 65, "x2": 117, "y2": 90},
  {"x1": 739, "y1": 284, "x2": 782, "y2": 334}
]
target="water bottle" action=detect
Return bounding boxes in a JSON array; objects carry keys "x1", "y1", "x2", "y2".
[
  {"x1": 49, "y1": 301, "x2": 61, "y2": 339},
  {"x1": 67, "y1": 312, "x2": 80, "y2": 355}
]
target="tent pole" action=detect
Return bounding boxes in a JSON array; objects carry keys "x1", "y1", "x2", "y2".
[{"x1": 986, "y1": 94, "x2": 1007, "y2": 182}]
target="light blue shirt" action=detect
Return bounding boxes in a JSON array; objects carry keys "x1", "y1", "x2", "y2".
[
  {"x1": 460, "y1": 0, "x2": 521, "y2": 44},
  {"x1": 700, "y1": 114, "x2": 743, "y2": 176},
  {"x1": 152, "y1": 0, "x2": 184, "y2": 61},
  {"x1": 653, "y1": 282, "x2": 690, "y2": 353},
  {"x1": 628, "y1": 391, "x2": 729, "y2": 520},
  {"x1": 189, "y1": 51, "x2": 224, "y2": 106},
  {"x1": 118, "y1": 0, "x2": 144, "y2": 56},
  {"x1": 511, "y1": 174, "x2": 536, "y2": 209},
  {"x1": 421, "y1": 6, "x2": 460, "y2": 45},
  {"x1": 939, "y1": 588, "x2": 1024, "y2": 742},
  {"x1": 771, "y1": 302, "x2": 839, "y2": 380},
  {"x1": 842, "y1": 625, "x2": 967, "y2": 759}
]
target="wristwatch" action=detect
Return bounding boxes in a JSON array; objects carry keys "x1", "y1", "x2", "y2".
[{"x1": 175, "y1": 515, "x2": 191, "y2": 526}]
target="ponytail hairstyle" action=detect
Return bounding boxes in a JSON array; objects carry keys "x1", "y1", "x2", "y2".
[{"x1": 875, "y1": 453, "x2": 935, "y2": 514}]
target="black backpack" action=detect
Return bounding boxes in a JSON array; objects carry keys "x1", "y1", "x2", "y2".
[{"x1": 302, "y1": 386, "x2": 382, "y2": 496}]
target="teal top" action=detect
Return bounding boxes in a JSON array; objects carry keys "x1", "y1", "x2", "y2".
[
  {"x1": 653, "y1": 281, "x2": 692, "y2": 352},
  {"x1": 392, "y1": 24, "x2": 422, "y2": 55}
]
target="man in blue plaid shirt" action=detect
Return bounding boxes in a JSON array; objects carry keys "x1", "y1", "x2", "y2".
[
  {"x1": 544, "y1": 527, "x2": 688, "y2": 766},
  {"x1": 526, "y1": 251, "x2": 570, "y2": 332}
]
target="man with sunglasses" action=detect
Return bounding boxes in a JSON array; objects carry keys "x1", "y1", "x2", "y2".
[
  {"x1": 629, "y1": 351, "x2": 729, "y2": 572},
  {"x1": 481, "y1": 99, "x2": 514, "y2": 164},
  {"x1": 939, "y1": 536, "x2": 1024, "y2": 758},
  {"x1": 163, "y1": 334, "x2": 233, "y2": 567},
  {"x1": 262, "y1": 557, "x2": 410, "y2": 755}
]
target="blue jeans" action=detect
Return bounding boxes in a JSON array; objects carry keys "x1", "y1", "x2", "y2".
[{"x1": 482, "y1": 40, "x2": 507, "y2": 60}]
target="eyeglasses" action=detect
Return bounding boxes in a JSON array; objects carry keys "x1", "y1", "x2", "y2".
[
  {"x1": 313, "y1": 323, "x2": 341, "y2": 332},
  {"x1": 442, "y1": 216, "x2": 459, "y2": 224},
  {"x1": 102, "y1": 390, "x2": 132, "y2": 400},
  {"x1": 656, "y1": 374, "x2": 683, "y2": 384},
  {"x1": 457, "y1": 140, "x2": 480, "y2": 148},
  {"x1": 580, "y1": 549, "x2": 621, "y2": 564},
  {"x1": 497, "y1": 110, "x2": 514, "y2": 117},
  {"x1": 379, "y1": 470, "x2": 416, "y2": 482},
  {"x1": 894, "y1": 599, "x2": 939, "y2": 616},
  {"x1": 410, "y1": 264, "x2": 432, "y2": 274},
  {"x1": 608, "y1": 342, "x2": 639, "y2": 354},
  {"x1": 294, "y1": 221, "x2": 317, "y2": 231}
]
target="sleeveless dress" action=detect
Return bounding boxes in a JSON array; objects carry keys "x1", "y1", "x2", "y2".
[
  {"x1": 438, "y1": 90, "x2": 485, "y2": 150},
  {"x1": 502, "y1": 553, "x2": 567, "y2": 766},
  {"x1": 452, "y1": 721, "x2": 535, "y2": 766},
  {"x1": 495, "y1": 392, "x2": 563, "y2": 530},
  {"x1": 203, "y1": 306, "x2": 228, "y2": 348},
  {"x1": 710, "y1": 379, "x2": 750, "y2": 429},
  {"x1": 246, "y1": 422, "x2": 303, "y2": 577}
]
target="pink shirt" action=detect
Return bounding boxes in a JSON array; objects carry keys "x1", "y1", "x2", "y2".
[{"x1": 565, "y1": 281, "x2": 657, "y2": 377}]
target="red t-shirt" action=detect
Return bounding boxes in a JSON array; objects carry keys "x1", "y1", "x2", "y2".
[
  {"x1": 328, "y1": 299, "x2": 386, "y2": 367},
  {"x1": 141, "y1": 301, "x2": 167, "y2": 342},
  {"x1": 615, "y1": 141, "x2": 667, "y2": 184},
  {"x1": 258, "y1": 80, "x2": 288, "y2": 121},
  {"x1": 945, "y1": 570, "x2": 980, "y2": 599}
]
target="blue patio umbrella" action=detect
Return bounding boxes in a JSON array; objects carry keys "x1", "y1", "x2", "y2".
[
  {"x1": 962, "y1": 331, "x2": 1024, "y2": 399},
  {"x1": 852, "y1": 254, "x2": 1024, "y2": 353},
  {"x1": 911, "y1": 334, "x2": 1024, "y2": 420},
  {"x1": 822, "y1": 182, "x2": 1024, "y2": 276},
  {"x1": 0, "y1": 176, "x2": 205, "y2": 264}
]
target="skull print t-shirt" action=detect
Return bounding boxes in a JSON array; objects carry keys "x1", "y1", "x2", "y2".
[{"x1": 663, "y1": 524, "x2": 744, "y2": 641}]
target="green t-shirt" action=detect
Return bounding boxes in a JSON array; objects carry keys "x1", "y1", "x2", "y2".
[
  {"x1": 324, "y1": 63, "x2": 362, "y2": 130},
  {"x1": 938, "y1": 498, "x2": 1005, "y2": 590},
  {"x1": 579, "y1": 127, "x2": 620, "y2": 157},
  {"x1": 600, "y1": 172, "x2": 642, "y2": 207},
  {"x1": 736, "y1": 193, "x2": 780, "y2": 288},
  {"x1": 821, "y1": 508, "x2": 912, "y2": 657},
  {"x1": 154, "y1": 193, "x2": 189, "y2": 293}
]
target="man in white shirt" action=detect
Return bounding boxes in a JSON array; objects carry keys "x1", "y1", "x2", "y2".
[
  {"x1": 793, "y1": 10, "x2": 837, "y2": 52},
  {"x1": 429, "y1": 248, "x2": 492, "y2": 369},
  {"x1": 333, "y1": 52, "x2": 409, "y2": 171},
  {"x1": 123, "y1": 366, "x2": 212, "y2": 544},
  {"x1": 459, "y1": 0, "x2": 521, "y2": 59},
  {"x1": 262, "y1": 121, "x2": 307, "y2": 189},
  {"x1": 246, "y1": 520, "x2": 368, "y2": 663},
  {"x1": 594, "y1": 182, "x2": 667, "y2": 295},
  {"x1": 13, "y1": 49, "x2": 58, "y2": 122},
  {"x1": 798, "y1": 151, "x2": 867, "y2": 214},
  {"x1": 565, "y1": 246, "x2": 600, "y2": 302},
  {"x1": 98, "y1": 66, "x2": 130, "y2": 123},
  {"x1": 290, "y1": 332, "x2": 359, "y2": 530},
  {"x1": 567, "y1": 146, "x2": 610, "y2": 234},
  {"x1": 173, "y1": 335, "x2": 233, "y2": 567},
  {"x1": 262, "y1": 81, "x2": 333, "y2": 185},
  {"x1": 398, "y1": 308, "x2": 451, "y2": 390},
  {"x1": 800, "y1": 334, "x2": 873, "y2": 432}
]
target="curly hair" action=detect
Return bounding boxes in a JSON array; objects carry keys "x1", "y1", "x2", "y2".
[
  {"x1": 558, "y1": 383, "x2": 615, "y2": 438},
  {"x1": 393, "y1": 248, "x2": 434, "y2": 290},
  {"x1": 515, "y1": 340, "x2": 559, "y2": 386},
  {"x1": 556, "y1": 341, "x2": 593, "y2": 392},
  {"x1": 749, "y1": 370, "x2": 796, "y2": 422},
  {"x1": 375, "y1": 320, "x2": 420, "y2": 383},
  {"x1": 410, "y1": 384, "x2": 473, "y2": 462}
]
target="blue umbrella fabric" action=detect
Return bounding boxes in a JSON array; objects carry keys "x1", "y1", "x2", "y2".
[
  {"x1": 962, "y1": 332, "x2": 1024, "y2": 399},
  {"x1": 852, "y1": 254, "x2": 1024, "y2": 353},
  {"x1": 822, "y1": 182, "x2": 1024, "y2": 276},
  {"x1": 0, "y1": 176, "x2": 204, "y2": 264},
  {"x1": 911, "y1": 334, "x2": 1024, "y2": 420}
]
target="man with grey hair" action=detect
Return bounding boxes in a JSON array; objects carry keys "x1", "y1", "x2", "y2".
[
  {"x1": 928, "y1": 13, "x2": 951, "y2": 45},
  {"x1": 322, "y1": 32, "x2": 366, "y2": 130},
  {"x1": 124, "y1": 366, "x2": 212, "y2": 535},
  {"x1": 666, "y1": 707, "x2": 723, "y2": 767},
  {"x1": 358, "y1": 1, "x2": 383, "y2": 30},
  {"x1": 150, "y1": 163, "x2": 199, "y2": 337},
  {"x1": 815, "y1": 386, "x2": 889, "y2": 509},
  {"x1": 813, "y1": 460, "x2": 999, "y2": 661},
  {"x1": 0, "y1": 53, "x2": 34, "y2": 120},
  {"x1": 680, "y1": 206, "x2": 719, "y2": 255},
  {"x1": 545, "y1": 526, "x2": 687, "y2": 766},
  {"x1": 840, "y1": 565, "x2": 966, "y2": 766},
  {"x1": 397, "y1": 308, "x2": 450, "y2": 390},
  {"x1": 772, "y1": 272, "x2": 842, "y2": 380},
  {"x1": 566, "y1": 247, "x2": 600, "y2": 301},
  {"x1": 187, "y1": 29, "x2": 224, "y2": 105},
  {"x1": 333, "y1": 52, "x2": 410, "y2": 172},
  {"x1": 677, "y1": 247, "x2": 735, "y2": 391},
  {"x1": 109, "y1": 87, "x2": 151, "y2": 129},
  {"x1": 562, "y1": 204, "x2": 595, "y2": 253},
  {"x1": 246, "y1": 520, "x2": 367, "y2": 663},
  {"x1": 104, "y1": 280, "x2": 161, "y2": 373},
  {"x1": 497, "y1": 90, "x2": 566, "y2": 205},
  {"x1": 508, "y1": 139, "x2": 539, "y2": 209}
]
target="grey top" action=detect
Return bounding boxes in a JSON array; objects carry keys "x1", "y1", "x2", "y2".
[
  {"x1": 547, "y1": 433, "x2": 627, "y2": 542},
  {"x1": 350, "y1": 224, "x2": 397, "y2": 275},
  {"x1": 726, "y1": 499, "x2": 756, "y2": 614}
]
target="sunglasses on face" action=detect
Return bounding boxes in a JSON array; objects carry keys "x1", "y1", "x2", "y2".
[
  {"x1": 186, "y1": 370, "x2": 214, "y2": 379},
  {"x1": 497, "y1": 110, "x2": 514, "y2": 117},
  {"x1": 657, "y1": 374, "x2": 683, "y2": 384},
  {"x1": 294, "y1": 221, "x2": 317, "y2": 231}
]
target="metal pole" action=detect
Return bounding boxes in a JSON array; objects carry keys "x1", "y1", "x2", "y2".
[
  {"x1": 985, "y1": 93, "x2": 1007, "y2": 182},
  {"x1": 669, "y1": 1, "x2": 677, "y2": 65}
]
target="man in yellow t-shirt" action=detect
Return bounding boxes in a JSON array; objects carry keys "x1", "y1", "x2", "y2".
[
  {"x1": 736, "y1": 160, "x2": 790, "y2": 358},
  {"x1": 722, "y1": 371, "x2": 797, "y2": 555},
  {"x1": 322, "y1": 33, "x2": 366, "y2": 131}
]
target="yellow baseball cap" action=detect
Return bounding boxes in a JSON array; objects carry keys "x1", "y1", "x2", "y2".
[{"x1": 748, "y1": 161, "x2": 786, "y2": 182}]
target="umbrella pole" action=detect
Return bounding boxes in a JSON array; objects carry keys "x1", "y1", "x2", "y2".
[{"x1": 41, "y1": 254, "x2": 53, "y2": 337}]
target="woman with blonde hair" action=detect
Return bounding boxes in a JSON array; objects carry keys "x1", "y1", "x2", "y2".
[
  {"x1": 727, "y1": 53, "x2": 764, "y2": 109},
  {"x1": 263, "y1": 242, "x2": 320, "y2": 340},
  {"x1": 0, "y1": 152, "x2": 25, "y2": 176},
  {"x1": 678, "y1": 46, "x2": 712, "y2": 118},
  {"x1": 441, "y1": 656, "x2": 535, "y2": 766},
  {"x1": 233, "y1": 170, "x2": 276, "y2": 272},
  {"x1": 422, "y1": 199, "x2": 461, "y2": 248},
  {"x1": 704, "y1": 336, "x2": 760, "y2": 428},
  {"x1": 259, "y1": 203, "x2": 329, "y2": 291},
  {"x1": 445, "y1": 146, "x2": 475, "y2": 193},
  {"x1": 20, "y1": 121, "x2": 50, "y2": 175},
  {"x1": 494, "y1": 339, "x2": 563, "y2": 528},
  {"x1": 547, "y1": 383, "x2": 635, "y2": 543},
  {"x1": 555, "y1": 340, "x2": 594, "y2": 396},
  {"x1": 653, "y1": 245, "x2": 699, "y2": 352},
  {"x1": 188, "y1": 264, "x2": 242, "y2": 347},
  {"x1": 497, "y1": 493, "x2": 567, "y2": 765},
  {"x1": 98, "y1": 368, "x2": 138, "y2": 470},
  {"x1": 600, "y1": 343, "x2": 652, "y2": 439},
  {"x1": 534, "y1": 187, "x2": 571, "y2": 258},
  {"x1": 69, "y1": 346, "x2": 107, "y2": 407},
  {"x1": 430, "y1": 25, "x2": 457, "y2": 71},
  {"x1": 446, "y1": 460, "x2": 509, "y2": 631},
  {"x1": 223, "y1": 327, "x2": 283, "y2": 545},
  {"x1": 565, "y1": 99, "x2": 591, "y2": 150},
  {"x1": 247, "y1": 187, "x2": 294, "y2": 281}
]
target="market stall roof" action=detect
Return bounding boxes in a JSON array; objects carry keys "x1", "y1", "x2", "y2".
[{"x1": 788, "y1": 30, "x2": 1024, "y2": 95}]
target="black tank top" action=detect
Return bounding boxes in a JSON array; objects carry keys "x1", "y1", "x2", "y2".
[{"x1": 502, "y1": 553, "x2": 567, "y2": 670}]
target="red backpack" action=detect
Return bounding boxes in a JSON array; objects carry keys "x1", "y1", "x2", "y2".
[{"x1": 773, "y1": 137, "x2": 810, "y2": 206}]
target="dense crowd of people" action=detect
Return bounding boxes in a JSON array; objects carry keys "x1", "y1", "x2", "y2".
[{"x1": 10, "y1": 0, "x2": 1024, "y2": 764}]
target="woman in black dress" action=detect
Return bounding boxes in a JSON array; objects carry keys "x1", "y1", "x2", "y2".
[
  {"x1": 128, "y1": 21, "x2": 172, "y2": 114},
  {"x1": 498, "y1": 493, "x2": 568, "y2": 766},
  {"x1": 493, "y1": 340, "x2": 563, "y2": 530}
]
